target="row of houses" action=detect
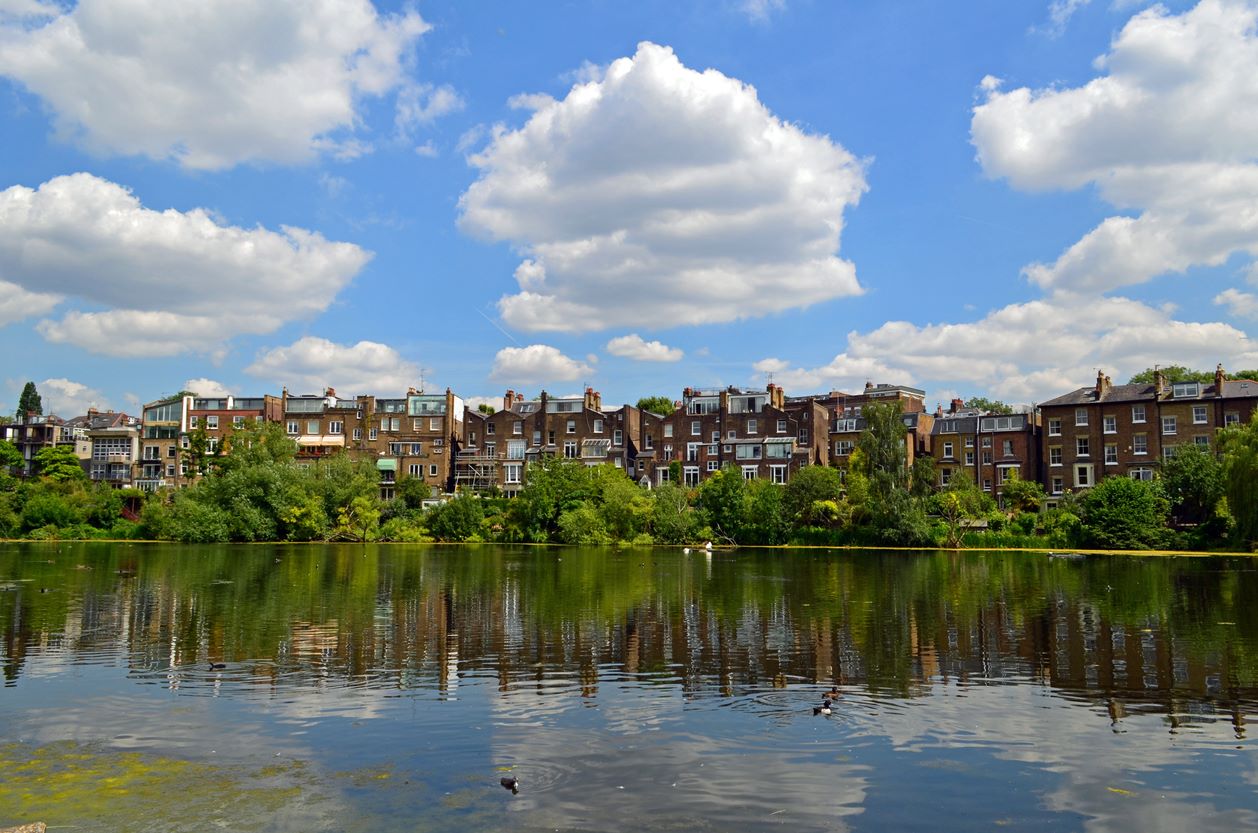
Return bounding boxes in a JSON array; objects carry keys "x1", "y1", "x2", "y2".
[{"x1": 5, "y1": 364, "x2": 1255, "y2": 508}]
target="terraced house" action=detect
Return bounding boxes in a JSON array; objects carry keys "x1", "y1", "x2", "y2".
[
  {"x1": 1039, "y1": 366, "x2": 1258, "y2": 503},
  {"x1": 929, "y1": 399, "x2": 1040, "y2": 504}
]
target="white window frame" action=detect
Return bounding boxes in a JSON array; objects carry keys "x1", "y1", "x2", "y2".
[
  {"x1": 1162, "y1": 415, "x2": 1177, "y2": 435},
  {"x1": 1103, "y1": 415, "x2": 1117, "y2": 434},
  {"x1": 1132, "y1": 404, "x2": 1146, "y2": 424},
  {"x1": 1075, "y1": 408, "x2": 1088, "y2": 427}
]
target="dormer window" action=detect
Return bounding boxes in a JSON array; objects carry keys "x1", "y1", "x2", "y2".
[{"x1": 1172, "y1": 382, "x2": 1200, "y2": 398}]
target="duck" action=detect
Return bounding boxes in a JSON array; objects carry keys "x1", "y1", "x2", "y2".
[
  {"x1": 704, "y1": 541, "x2": 713, "y2": 551},
  {"x1": 208, "y1": 662, "x2": 227, "y2": 670},
  {"x1": 500, "y1": 776, "x2": 519, "y2": 794},
  {"x1": 825, "y1": 687, "x2": 841, "y2": 699},
  {"x1": 682, "y1": 547, "x2": 691, "y2": 554},
  {"x1": 813, "y1": 699, "x2": 833, "y2": 716}
]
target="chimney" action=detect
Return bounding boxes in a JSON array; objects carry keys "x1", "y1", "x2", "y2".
[
  {"x1": 1153, "y1": 368, "x2": 1166, "y2": 395},
  {"x1": 504, "y1": 389, "x2": 515, "y2": 411},
  {"x1": 594, "y1": 390, "x2": 602, "y2": 411},
  {"x1": 1215, "y1": 363, "x2": 1225, "y2": 395},
  {"x1": 515, "y1": 392, "x2": 523, "y2": 403},
  {"x1": 1095, "y1": 371, "x2": 1110, "y2": 398},
  {"x1": 719, "y1": 388, "x2": 730, "y2": 412},
  {"x1": 950, "y1": 397, "x2": 964, "y2": 414},
  {"x1": 935, "y1": 403, "x2": 943, "y2": 418},
  {"x1": 864, "y1": 380, "x2": 874, "y2": 391},
  {"x1": 407, "y1": 386, "x2": 418, "y2": 396},
  {"x1": 584, "y1": 386, "x2": 596, "y2": 411}
]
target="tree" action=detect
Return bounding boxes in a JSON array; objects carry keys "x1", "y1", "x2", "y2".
[
  {"x1": 783, "y1": 465, "x2": 842, "y2": 525},
  {"x1": 33, "y1": 445, "x2": 86, "y2": 482},
  {"x1": 333, "y1": 494, "x2": 381, "y2": 542},
  {"x1": 741, "y1": 478, "x2": 789, "y2": 545},
  {"x1": 477, "y1": 403, "x2": 496, "y2": 414},
  {"x1": 910, "y1": 455, "x2": 936, "y2": 498},
  {"x1": 0, "y1": 439, "x2": 22, "y2": 474},
  {"x1": 425, "y1": 494, "x2": 484, "y2": 541},
  {"x1": 1000, "y1": 470, "x2": 1046, "y2": 514},
  {"x1": 1160, "y1": 444, "x2": 1223, "y2": 526},
  {"x1": 695, "y1": 466, "x2": 746, "y2": 543},
  {"x1": 857, "y1": 402, "x2": 909, "y2": 502},
  {"x1": 649, "y1": 482, "x2": 698, "y2": 544},
  {"x1": 1219, "y1": 412, "x2": 1258, "y2": 547},
  {"x1": 557, "y1": 503, "x2": 611, "y2": 544},
  {"x1": 1127, "y1": 366, "x2": 1213, "y2": 385},
  {"x1": 636, "y1": 396, "x2": 676, "y2": 415},
  {"x1": 933, "y1": 471, "x2": 989, "y2": 548},
  {"x1": 964, "y1": 396, "x2": 1014, "y2": 414},
  {"x1": 1078, "y1": 476, "x2": 1169, "y2": 550},
  {"x1": 16, "y1": 381, "x2": 42, "y2": 418}
]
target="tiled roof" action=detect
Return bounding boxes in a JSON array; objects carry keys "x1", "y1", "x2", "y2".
[{"x1": 1040, "y1": 383, "x2": 1156, "y2": 407}]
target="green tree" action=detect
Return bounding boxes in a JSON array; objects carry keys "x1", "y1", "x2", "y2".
[
  {"x1": 1219, "y1": 412, "x2": 1258, "y2": 547},
  {"x1": 1160, "y1": 443, "x2": 1224, "y2": 526},
  {"x1": 510, "y1": 457, "x2": 598, "y2": 541},
  {"x1": 598, "y1": 475, "x2": 652, "y2": 541},
  {"x1": 477, "y1": 403, "x2": 496, "y2": 414},
  {"x1": 1078, "y1": 476, "x2": 1169, "y2": 550},
  {"x1": 910, "y1": 455, "x2": 936, "y2": 498},
  {"x1": 16, "y1": 381, "x2": 42, "y2": 418},
  {"x1": 649, "y1": 482, "x2": 698, "y2": 544},
  {"x1": 33, "y1": 445, "x2": 86, "y2": 482},
  {"x1": 695, "y1": 466, "x2": 746, "y2": 543},
  {"x1": 1127, "y1": 366, "x2": 1214, "y2": 385},
  {"x1": 425, "y1": 494, "x2": 484, "y2": 541},
  {"x1": 932, "y1": 471, "x2": 991, "y2": 548},
  {"x1": 0, "y1": 439, "x2": 22, "y2": 474},
  {"x1": 782, "y1": 465, "x2": 842, "y2": 525},
  {"x1": 741, "y1": 478, "x2": 789, "y2": 545},
  {"x1": 1000, "y1": 470, "x2": 1046, "y2": 514},
  {"x1": 557, "y1": 503, "x2": 612, "y2": 544},
  {"x1": 334, "y1": 494, "x2": 381, "y2": 542},
  {"x1": 964, "y1": 396, "x2": 1013, "y2": 414},
  {"x1": 636, "y1": 396, "x2": 676, "y2": 415},
  {"x1": 857, "y1": 402, "x2": 909, "y2": 502}
]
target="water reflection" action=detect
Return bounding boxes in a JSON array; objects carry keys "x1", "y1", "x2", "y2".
[{"x1": 1, "y1": 543, "x2": 1256, "y2": 831}]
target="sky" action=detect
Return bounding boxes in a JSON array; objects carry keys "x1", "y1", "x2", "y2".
[{"x1": 2, "y1": 0, "x2": 1257, "y2": 418}]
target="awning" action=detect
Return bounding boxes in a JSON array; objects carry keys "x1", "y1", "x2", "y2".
[
  {"x1": 296, "y1": 435, "x2": 346, "y2": 447},
  {"x1": 376, "y1": 458, "x2": 397, "y2": 472}
]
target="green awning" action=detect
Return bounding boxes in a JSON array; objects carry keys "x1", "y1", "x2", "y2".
[{"x1": 376, "y1": 458, "x2": 397, "y2": 472}]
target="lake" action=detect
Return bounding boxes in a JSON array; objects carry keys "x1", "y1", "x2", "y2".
[{"x1": 1, "y1": 543, "x2": 1256, "y2": 832}]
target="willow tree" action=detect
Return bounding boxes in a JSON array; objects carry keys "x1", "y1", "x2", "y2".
[{"x1": 1220, "y1": 412, "x2": 1258, "y2": 548}]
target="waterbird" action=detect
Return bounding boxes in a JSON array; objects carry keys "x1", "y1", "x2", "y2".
[
  {"x1": 704, "y1": 541, "x2": 713, "y2": 551},
  {"x1": 813, "y1": 699, "x2": 833, "y2": 716},
  {"x1": 825, "y1": 687, "x2": 841, "y2": 699},
  {"x1": 208, "y1": 662, "x2": 226, "y2": 670},
  {"x1": 500, "y1": 776, "x2": 519, "y2": 794},
  {"x1": 682, "y1": 547, "x2": 691, "y2": 554}
]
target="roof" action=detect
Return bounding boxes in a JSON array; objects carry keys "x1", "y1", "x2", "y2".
[{"x1": 1040, "y1": 383, "x2": 1156, "y2": 407}]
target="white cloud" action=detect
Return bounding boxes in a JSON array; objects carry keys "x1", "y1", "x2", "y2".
[
  {"x1": 0, "y1": 0, "x2": 431, "y2": 169},
  {"x1": 39, "y1": 377, "x2": 109, "y2": 416},
  {"x1": 0, "y1": 173, "x2": 371, "y2": 356},
  {"x1": 0, "y1": 279, "x2": 61, "y2": 326},
  {"x1": 245, "y1": 337, "x2": 420, "y2": 395},
  {"x1": 740, "y1": 0, "x2": 786, "y2": 22},
  {"x1": 395, "y1": 82, "x2": 465, "y2": 139},
  {"x1": 1038, "y1": 0, "x2": 1092, "y2": 36},
  {"x1": 489, "y1": 344, "x2": 594, "y2": 385},
  {"x1": 973, "y1": 0, "x2": 1258, "y2": 294},
  {"x1": 1216, "y1": 288, "x2": 1258, "y2": 319},
  {"x1": 459, "y1": 42, "x2": 867, "y2": 332},
  {"x1": 606, "y1": 334, "x2": 684, "y2": 362},
  {"x1": 758, "y1": 294, "x2": 1258, "y2": 403},
  {"x1": 183, "y1": 378, "x2": 232, "y2": 398}
]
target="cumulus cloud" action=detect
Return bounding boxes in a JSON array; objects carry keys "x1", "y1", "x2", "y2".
[
  {"x1": 0, "y1": 0, "x2": 431, "y2": 169},
  {"x1": 757, "y1": 294, "x2": 1258, "y2": 403},
  {"x1": 606, "y1": 334, "x2": 684, "y2": 362},
  {"x1": 459, "y1": 42, "x2": 867, "y2": 332},
  {"x1": 740, "y1": 0, "x2": 786, "y2": 22},
  {"x1": 183, "y1": 378, "x2": 232, "y2": 398},
  {"x1": 1037, "y1": 0, "x2": 1092, "y2": 36},
  {"x1": 0, "y1": 279, "x2": 61, "y2": 326},
  {"x1": 489, "y1": 344, "x2": 594, "y2": 385},
  {"x1": 38, "y1": 377, "x2": 109, "y2": 416},
  {"x1": 972, "y1": 0, "x2": 1258, "y2": 294},
  {"x1": 1216, "y1": 288, "x2": 1258, "y2": 319},
  {"x1": 245, "y1": 337, "x2": 420, "y2": 395},
  {"x1": 395, "y1": 82, "x2": 465, "y2": 139},
  {"x1": 0, "y1": 173, "x2": 370, "y2": 356}
]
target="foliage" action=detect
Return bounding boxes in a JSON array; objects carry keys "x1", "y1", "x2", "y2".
[
  {"x1": 909, "y1": 455, "x2": 936, "y2": 498},
  {"x1": 695, "y1": 466, "x2": 746, "y2": 543},
  {"x1": 598, "y1": 475, "x2": 651, "y2": 541},
  {"x1": 1127, "y1": 366, "x2": 1215, "y2": 385},
  {"x1": 932, "y1": 471, "x2": 991, "y2": 548},
  {"x1": 856, "y1": 402, "x2": 909, "y2": 502},
  {"x1": 477, "y1": 403, "x2": 496, "y2": 414},
  {"x1": 17, "y1": 381, "x2": 42, "y2": 418},
  {"x1": 782, "y1": 465, "x2": 842, "y2": 525},
  {"x1": 1000, "y1": 470, "x2": 1046, "y2": 514},
  {"x1": 334, "y1": 495, "x2": 381, "y2": 542},
  {"x1": 636, "y1": 396, "x2": 676, "y2": 415},
  {"x1": 426, "y1": 495, "x2": 485, "y2": 542},
  {"x1": 1219, "y1": 413, "x2": 1258, "y2": 548},
  {"x1": 1160, "y1": 444, "x2": 1224, "y2": 526},
  {"x1": 0, "y1": 439, "x2": 22, "y2": 473},
  {"x1": 33, "y1": 445, "x2": 86, "y2": 482},
  {"x1": 964, "y1": 396, "x2": 1013, "y2": 414},
  {"x1": 557, "y1": 503, "x2": 612, "y2": 545},
  {"x1": 649, "y1": 482, "x2": 698, "y2": 544},
  {"x1": 1078, "y1": 476, "x2": 1169, "y2": 550},
  {"x1": 740, "y1": 479, "x2": 789, "y2": 545}
]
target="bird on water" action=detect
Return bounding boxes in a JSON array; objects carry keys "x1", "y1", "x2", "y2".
[{"x1": 813, "y1": 699, "x2": 833, "y2": 716}]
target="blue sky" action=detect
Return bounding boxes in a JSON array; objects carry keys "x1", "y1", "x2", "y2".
[{"x1": 1, "y1": 0, "x2": 1255, "y2": 417}]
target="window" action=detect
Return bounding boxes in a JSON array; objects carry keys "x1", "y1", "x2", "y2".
[
  {"x1": 981, "y1": 436, "x2": 992, "y2": 448},
  {"x1": 505, "y1": 463, "x2": 522, "y2": 484},
  {"x1": 206, "y1": 438, "x2": 219, "y2": 454},
  {"x1": 1051, "y1": 477, "x2": 1064, "y2": 495},
  {"x1": 707, "y1": 460, "x2": 719, "y2": 472},
  {"x1": 707, "y1": 444, "x2": 718, "y2": 455},
  {"x1": 306, "y1": 420, "x2": 320, "y2": 434},
  {"x1": 1130, "y1": 467, "x2": 1154, "y2": 481},
  {"x1": 391, "y1": 418, "x2": 401, "y2": 432},
  {"x1": 741, "y1": 466, "x2": 758, "y2": 481},
  {"x1": 691, "y1": 420, "x2": 701, "y2": 436},
  {"x1": 486, "y1": 422, "x2": 495, "y2": 435},
  {"x1": 564, "y1": 441, "x2": 578, "y2": 458},
  {"x1": 513, "y1": 421, "x2": 522, "y2": 435},
  {"x1": 1172, "y1": 381, "x2": 1201, "y2": 398},
  {"x1": 389, "y1": 442, "x2": 405, "y2": 455},
  {"x1": 747, "y1": 419, "x2": 757, "y2": 435},
  {"x1": 727, "y1": 429, "x2": 737, "y2": 440},
  {"x1": 1075, "y1": 464, "x2": 1092, "y2": 487},
  {"x1": 684, "y1": 467, "x2": 700, "y2": 487},
  {"x1": 1075, "y1": 408, "x2": 1088, "y2": 427},
  {"x1": 484, "y1": 442, "x2": 497, "y2": 457},
  {"x1": 982, "y1": 450, "x2": 993, "y2": 465},
  {"x1": 664, "y1": 423, "x2": 674, "y2": 438},
  {"x1": 1162, "y1": 415, "x2": 1177, "y2": 435},
  {"x1": 566, "y1": 419, "x2": 576, "y2": 434},
  {"x1": 1103, "y1": 416, "x2": 1117, "y2": 434},
  {"x1": 430, "y1": 418, "x2": 441, "y2": 431},
  {"x1": 353, "y1": 428, "x2": 362, "y2": 440},
  {"x1": 645, "y1": 435, "x2": 653, "y2": 449},
  {"x1": 613, "y1": 429, "x2": 623, "y2": 446},
  {"x1": 287, "y1": 420, "x2": 299, "y2": 434},
  {"x1": 548, "y1": 431, "x2": 556, "y2": 445},
  {"x1": 965, "y1": 437, "x2": 974, "y2": 448},
  {"x1": 1104, "y1": 444, "x2": 1118, "y2": 464},
  {"x1": 430, "y1": 464, "x2": 438, "y2": 476},
  {"x1": 1132, "y1": 404, "x2": 1146, "y2": 423},
  {"x1": 206, "y1": 415, "x2": 219, "y2": 429},
  {"x1": 1194, "y1": 435, "x2": 1210, "y2": 448},
  {"x1": 406, "y1": 463, "x2": 419, "y2": 476},
  {"x1": 328, "y1": 421, "x2": 343, "y2": 434},
  {"x1": 166, "y1": 464, "x2": 176, "y2": 477},
  {"x1": 965, "y1": 451, "x2": 974, "y2": 466},
  {"x1": 1193, "y1": 406, "x2": 1207, "y2": 424},
  {"x1": 369, "y1": 428, "x2": 378, "y2": 440},
  {"x1": 1076, "y1": 437, "x2": 1089, "y2": 457},
  {"x1": 834, "y1": 440, "x2": 853, "y2": 456},
  {"x1": 189, "y1": 415, "x2": 199, "y2": 429},
  {"x1": 168, "y1": 445, "x2": 177, "y2": 458},
  {"x1": 940, "y1": 468, "x2": 953, "y2": 487},
  {"x1": 233, "y1": 416, "x2": 244, "y2": 428},
  {"x1": 1048, "y1": 418, "x2": 1061, "y2": 436},
  {"x1": 943, "y1": 441, "x2": 954, "y2": 458},
  {"x1": 664, "y1": 443, "x2": 673, "y2": 456},
  {"x1": 1049, "y1": 446, "x2": 1062, "y2": 466},
  {"x1": 533, "y1": 430, "x2": 542, "y2": 446},
  {"x1": 593, "y1": 419, "x2": 603, "y2": 434},
  {"x1": 711, "y1": 431, "x2": 720, "y2": 443},
  {"x1": 1133, "y1": 433, "x2": 1147, "y2": 455},
  {"x1": 507, "y1": 440, "x2": 525, "y2": 460},
  {"x1": 799, "y1": 429, "x2": 809, "y2": 444},
  {"x1": 143, "y1": 446, "x2": 160, "y2": 460},
  {"x1": 1002, "y1": 439, "x2": 1013, "y2": 457},
  {"x1": 1163, "y1": 446, "x2": 1177, "y2": 460},
  {"x1": 770, "y1": 465, "x2": 787, "y2": 484},
  {"x1": 776, "y1": 420, "x2": 786, "y2": 434},
  {"x1": 409, "y1": 442, "x2": 422, "y2": 455}
]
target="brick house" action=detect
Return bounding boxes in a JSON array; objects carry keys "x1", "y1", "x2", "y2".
[{"x1": 930, "y1": 398, "x2": 1040, "y2": 503}]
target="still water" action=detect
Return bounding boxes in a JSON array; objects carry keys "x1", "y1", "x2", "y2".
[{"x1": 1, "y1": 542, "x2": 1256, "y2": 832}]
